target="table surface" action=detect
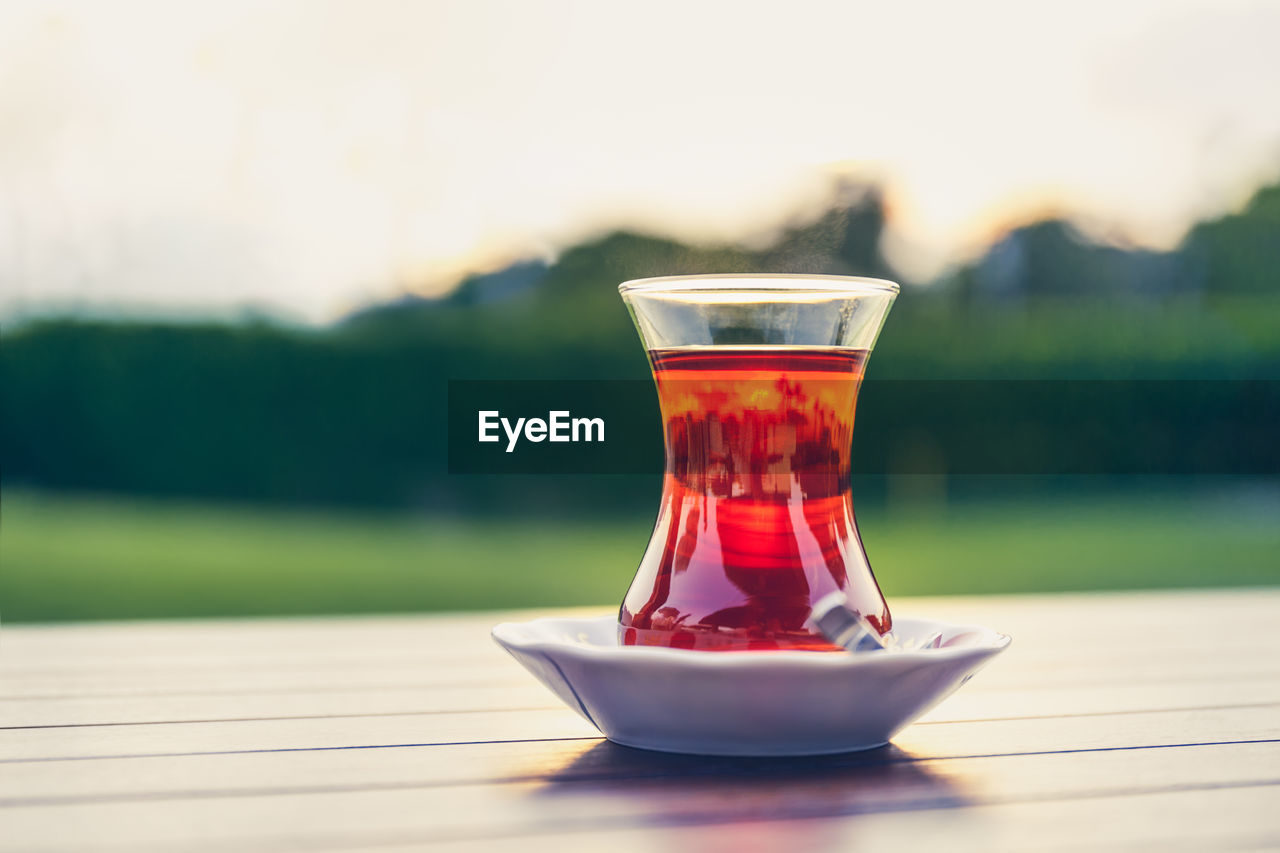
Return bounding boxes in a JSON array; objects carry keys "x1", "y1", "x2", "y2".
[{"x1": 2, "y1": 589, "x2": 1278, "y2": 852}]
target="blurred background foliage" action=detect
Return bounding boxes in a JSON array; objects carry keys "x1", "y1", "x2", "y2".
[{"x1": 3, "y1": 177, "x2": 1279, "y2": 620}]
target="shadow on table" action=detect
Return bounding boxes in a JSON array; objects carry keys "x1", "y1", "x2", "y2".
[{"x1": 530, "y1": 740, "x2": 971, "y2": 841}]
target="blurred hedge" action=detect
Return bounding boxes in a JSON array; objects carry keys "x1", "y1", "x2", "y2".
[{"x1": 3, "y1": 182, "x2": 1278, "y2": 512}]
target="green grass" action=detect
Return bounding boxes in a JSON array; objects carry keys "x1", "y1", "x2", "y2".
[{"x1": 2, "y1": 488, "x2": 1277, "y2": 622}]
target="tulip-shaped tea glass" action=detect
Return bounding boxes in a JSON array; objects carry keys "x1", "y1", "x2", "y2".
[{"x1": 619, "y1": 275, "x2": 899, "y2": 651}]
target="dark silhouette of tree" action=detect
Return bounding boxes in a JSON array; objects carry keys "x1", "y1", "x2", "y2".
[{"x1": 1183, "y1": 182, "x2": 1280, "y2": 295}]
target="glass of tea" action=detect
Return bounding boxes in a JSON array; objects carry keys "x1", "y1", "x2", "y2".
[{"x1": 618, "y1": 275, "x2": 899, "y2": 651}]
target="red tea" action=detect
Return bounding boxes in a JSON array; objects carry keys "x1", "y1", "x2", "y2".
[{"x1": 620, "y1": 347, "x2": 891, "y2": 651}]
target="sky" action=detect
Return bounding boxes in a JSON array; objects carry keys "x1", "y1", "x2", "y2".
[{"x1": 1, "y1": 0, "x2": 1278, "y2": 322}]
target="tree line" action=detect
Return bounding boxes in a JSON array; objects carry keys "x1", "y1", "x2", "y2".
[{"x1": 3, "y1": 179, "x2": 1277, "y2": 511}]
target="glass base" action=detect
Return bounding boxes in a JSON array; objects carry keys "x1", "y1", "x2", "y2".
[{"x1": 620, "y1": 623, "x2": 845, "y2": 652}]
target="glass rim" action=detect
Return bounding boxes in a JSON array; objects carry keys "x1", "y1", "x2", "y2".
[{"x1": 618, "y1": 273, "x2": 900, "y2": 296}]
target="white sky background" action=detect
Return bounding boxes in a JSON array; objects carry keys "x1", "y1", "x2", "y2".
[{"x1": 1, "y1": 0, "x2": 1278, "y2": 322}]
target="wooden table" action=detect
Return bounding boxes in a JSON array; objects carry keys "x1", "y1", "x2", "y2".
[{"x1": 2, "y1": 589, "x2": 1278, "y2": 851}]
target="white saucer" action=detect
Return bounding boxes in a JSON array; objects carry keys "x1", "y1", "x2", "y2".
[{"x1": 492, "y1": 615, "x2": 1010, "y2": 756}]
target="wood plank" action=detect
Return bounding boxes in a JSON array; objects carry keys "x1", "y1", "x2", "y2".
[
  {"x1": 1, "y1": 702, "x2": 1275, "y2": 764},
  {"x1": 4, "y1": 591, "x2": 1276, "y2": 724},
  {"x1": 346, "y1": 785, "x2": 1280, "y2": 853},
  {"x1": 4, "y1": 657, "x2": 1275, "y2": 712},
  {"x1": 0, "y1": 706, "x2": 597, "y2": 762},
  {"x1": 5, "y1": 589, "x2": 1276, "y2": 668},
  {"x1": 7, "y1": 629, "x2": 1279, "y2": 686},
  {"x1": 0, "y1": 660, "x2": 533, "y2": 699},
  {"x1": 0, "y1": 608, "x2": 596, "y2": 660},
  {"x1": 5, "y1": 614, "x2": 1278, "y2": 700},
  {"x1": 0, "y1": 683, "x2": 559, "y2": 728},
  {"x1": 2, "y1": 718, "x2": 1277, "y2": 805},
  {"x1": 2, "y1": 675, "x2": 1278, "y2": 730},
  {"x1": 1, "y1": 743, "x2": 1276, "y2": 850}
]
